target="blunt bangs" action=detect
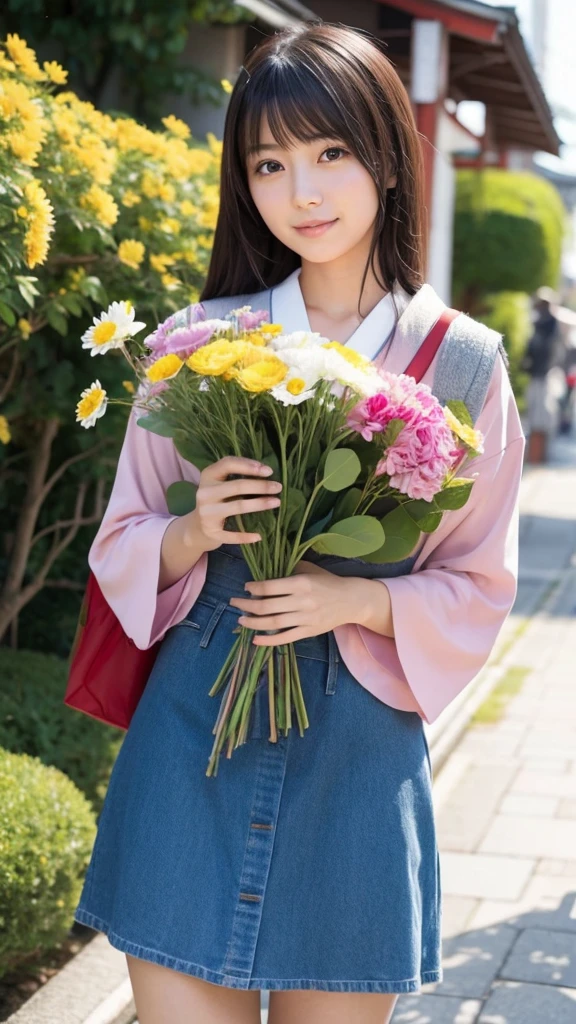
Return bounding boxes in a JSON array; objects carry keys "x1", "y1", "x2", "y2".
[{"x1": 238, "y1": 59, "x2": 369, "y2": 171}]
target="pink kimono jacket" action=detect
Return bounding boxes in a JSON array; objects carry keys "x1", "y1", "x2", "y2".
[{"x1": 88, "y1": 271, "x2": 525, "y2": 724}]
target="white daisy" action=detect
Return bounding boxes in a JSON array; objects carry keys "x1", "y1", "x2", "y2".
[
  {"x1": 76, "y1": 380, "x2": 108, "y2": 428},
  {"x1": 81, "y1": 300, "x2": 147, "y2": 356},
  {"x1": 270, "y1": 366, "x2": 319, "y2": 406}
]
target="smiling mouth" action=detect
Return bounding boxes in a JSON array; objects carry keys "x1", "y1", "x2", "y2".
[{"x1": 294, "y1": 219, "x2": 338, "y2": 234}]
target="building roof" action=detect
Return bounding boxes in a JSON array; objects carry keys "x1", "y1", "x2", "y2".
[{"x1": 376, "y1": 0, "x2": 559, "y2": 154}]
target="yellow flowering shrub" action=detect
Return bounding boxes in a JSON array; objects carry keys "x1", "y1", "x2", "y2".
[{"x1": 0, "y1": 33, "x2": 223, "y2": 406}]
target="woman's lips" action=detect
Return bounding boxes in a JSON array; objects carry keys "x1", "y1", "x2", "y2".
[{"x1": 294, "y1": 219, "x2": 338, "y2": 237}]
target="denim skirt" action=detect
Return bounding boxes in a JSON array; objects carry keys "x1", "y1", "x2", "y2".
[{"x1": 74, "y1": 545, "x2": 442, "y2": 993}]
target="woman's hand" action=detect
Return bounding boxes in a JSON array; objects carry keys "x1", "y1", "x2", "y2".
[
  {"x1": 229, "y1": 559, "x2": 373, "y2": 645},
  {"x1": 190, "y1": 455, "x2": 283, "y2": 552}
]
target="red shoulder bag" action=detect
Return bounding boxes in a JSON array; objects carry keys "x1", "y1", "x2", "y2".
[{"x1": 64, "y1": 308, "x2": 460, "y2": 730}]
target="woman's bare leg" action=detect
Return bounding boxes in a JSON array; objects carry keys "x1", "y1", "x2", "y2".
[
  {"x1": 268, "y1": 989, "x2": 399, "y2": 1024},
  {"x1": 126, "y1": 954, "x2": 261, "y2": 1024}
]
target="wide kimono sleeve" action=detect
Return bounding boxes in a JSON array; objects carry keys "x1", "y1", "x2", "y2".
[
  {"x1": 344, "y1": 352, "x2": 526, "y2": 724},
  {"x1": 87, "y1": 406, "x2": 208, "y2": 649}
]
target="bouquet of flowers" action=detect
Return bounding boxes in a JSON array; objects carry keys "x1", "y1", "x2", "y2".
[{"x1": 76, "y1": 299, "x2": 484, "y2": 776}]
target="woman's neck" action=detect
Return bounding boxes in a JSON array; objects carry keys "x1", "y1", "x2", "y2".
[{"x1": 298, "y1": 259, "x2": 390, "y2": 344}]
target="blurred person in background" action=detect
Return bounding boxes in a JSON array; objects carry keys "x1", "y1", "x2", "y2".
[{"x1": 522, "y1": 286, "x2": 567, "y2": 461}]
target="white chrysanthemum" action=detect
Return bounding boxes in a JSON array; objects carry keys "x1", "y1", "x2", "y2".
[
  {"x1": 276, "y1": 346, "x2": 329, "y2": 380},
  {"x1": 76, "y1": 380, "x2": 108, "y2": 428},
  {"x1": 267, "y1": 330, "x2": 328, "y2": 352},
  {"x1": 81, "y1": 301, "x2": 147, "y2": 356},
  {"x1": 204, "y1": 318, "x2": 232, "y2": 334}
]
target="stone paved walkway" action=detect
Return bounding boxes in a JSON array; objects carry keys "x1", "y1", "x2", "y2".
[{"x1": 388, "y1": 428, "x2": 576, "y2": 1023}]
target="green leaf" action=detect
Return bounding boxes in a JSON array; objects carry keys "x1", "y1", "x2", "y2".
[
  {"x1": 403, "y1": 498, "x2": 444, "y2": 533},
  {"x1": 46, "y1": 306, "x2": 68, "y2": 336},
  {"x1": 311, "y1": 515, "x2": 384, "y2": 557},
  {"x1": 363, "y1": 504, "x2": 421, "y2": 563},
  {"x1": 382, "y1": 417, "x2": 406, "y2": 447},
  {"x1": 285, "y1": 487, "x2": 306, "y2": 533},
  {"x1": 302, "y1": 506, "x2": 334, "y2": 542},
  {"x1": 320, "y1": 448, "x2": 361, "y2": 492},
  {"x1": 172, "y1": 430, "x2": 212, "y2": 468},
  {"x1": 446, "y1": 399, "x2": 474, "y2": 428},
  {"x1": 58, "y1": 292, "x2": 84, "y2": 316},
  {"x1": 0, "y1": 301, "x2": 16, "y2": 327},
  {"x1": 332, "y1": 486, "x2": 363, "y2": 522},
  {"x1": 166, "y1": 480, "x2": 197, "y2": 516},
  {"x1": 136, "y1": 412, "x2": 176, "y2": 438},
  {"x1": 434, "y1": 478, "x2": 474, "y2": 510},
  {"x1": 260, "y1": 451, "x2": 280, "y2": 480}
]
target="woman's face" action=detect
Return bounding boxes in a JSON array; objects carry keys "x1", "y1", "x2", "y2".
[{"x1": 246, "y1": 114, "x2": 396, "y2": 264}]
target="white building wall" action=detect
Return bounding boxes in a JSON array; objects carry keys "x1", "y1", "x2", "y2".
[{"x1": 427, "y1": 148, "x2": 455, "y2": 304}]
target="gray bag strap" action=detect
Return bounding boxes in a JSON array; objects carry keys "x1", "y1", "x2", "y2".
[{"x1": 431, "y1": 311, "x2": 509, "y2": 424}]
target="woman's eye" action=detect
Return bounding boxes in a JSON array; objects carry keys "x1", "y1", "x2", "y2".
[
  {"x1": 255, "y1": 146, "x2": 349, "y2": 176},
  {"x1": 322, "y1": 147, "x2": 348, "y2": 162}
]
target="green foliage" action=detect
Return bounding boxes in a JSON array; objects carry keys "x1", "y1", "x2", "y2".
[
  {"x1": 0, "y1": 746, "x2": 97, "y2": 979},
  {"x1": 453, "y1": 169, "x2": 566, "y2": 305},
  {"x1": 0, "y1": 1, "x2": 252, "y2": 123},
  {"x1": 0, "y1": 647, "x2": 123, "y2": 815},
  {"x1": 477, "y1": 291, "x2": 532, "y2": 408},
  {"x1": 0, "y1": 36, "x2": 222, "y2": 643}
]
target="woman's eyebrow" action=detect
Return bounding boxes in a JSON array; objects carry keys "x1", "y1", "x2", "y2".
[{"x1": 246, "y1": 133, "x2": 336, "y2": 157}]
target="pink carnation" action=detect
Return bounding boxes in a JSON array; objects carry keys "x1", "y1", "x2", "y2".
[{"x1": 348, "y1": 372, "x2": 461, "y2": 502}]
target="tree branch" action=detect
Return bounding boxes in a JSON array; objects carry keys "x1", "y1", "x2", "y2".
[
  {"x1": 0, "y1": 345, "x2": 20, "y2": 404},
  {"x1": 31, "y1": 477, "x2": 106, "y2": 547},
  {"x1": 40, "y1": 439, "x2": 108, "y2": 504}
]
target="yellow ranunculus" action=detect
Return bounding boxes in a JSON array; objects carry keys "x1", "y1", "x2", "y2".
[
  {"x1": 258, "y1": 323, "x2": 283, "y2": 335},
  {"x1": 186, "y1": 340, "x2": 246, "y2": 376},
  {"x1": 145, "y1": 354, "x2": 183, "y2": 382},
  {"x1": 234, "y1": 355, "x2": 288, "y2": 393}
]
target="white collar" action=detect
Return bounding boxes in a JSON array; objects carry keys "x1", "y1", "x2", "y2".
[{"x1": 270, "y1": 266, "x2": 410, "y2": 361}]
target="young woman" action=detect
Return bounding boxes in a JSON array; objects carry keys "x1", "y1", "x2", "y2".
[{"x1": 73, "y1": 21, "x2": 525, "y2": 1024}]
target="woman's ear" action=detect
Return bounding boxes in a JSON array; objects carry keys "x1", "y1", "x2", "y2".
[{"x1": 387, "y1": 173, "x2": 397, "y2": 190}]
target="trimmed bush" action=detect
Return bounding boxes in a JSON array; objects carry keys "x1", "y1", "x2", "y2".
[
  {"x1": 0, "y1": 647, "x2": 123, "y2": 815},
  {"x1": 478, "y1": 291, "x2": 532, "y2": 409},
  {"x1": 0, "y1": 746, "x2": 96, "y2": 979},
  {"x1": 453, "y1": 169, "x2": 565, "y2": 308}
]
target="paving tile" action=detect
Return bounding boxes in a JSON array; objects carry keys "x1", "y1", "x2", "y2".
[
  {"x1": 466, "y1": 880, "x2": 576, "y2": 934},
  {"x1": 432, "y1": 924, "x2": 518, "y2": 999},
  {"x1": 390, "y1": 993, "x2": 482, "y2": 1023},
  {"x1": 441, "y1": 896, "x2": 479, "y2": 939},
  {"x1": 479, "y1": 814, "x2": 576, "y2": 859},
  {"x1": 478, "y1": 980, "x2": 576, "y2": 1024},
  {"x1": 440, "y1": 852, "x2": 534, "y2": 901},
  {"x1": 500, "y1": 927, "x2": 576, "y2": 987},
  {"x1": 517, "y1": 758, "x2": 570, "y2": 775},
  {"x1": 537, "y1": 858, "x2": 576, "y2": 877},
  {"x1": 499, "y1": 793, "x2": 560, "y2": 816},
  {"x1": 558, "y1": 799, "x2": 576, "y2": 819},
  {"x1": 511, "y1": 771, "x2": 576, "y2": 798},
  {"x1": 436, "y1": 764, "x2": 518, "y2": 852}
]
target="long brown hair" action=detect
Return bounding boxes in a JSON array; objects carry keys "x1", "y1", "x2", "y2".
[{"x1": 200, "y1": 21, "x2": 426, "y2": 314}]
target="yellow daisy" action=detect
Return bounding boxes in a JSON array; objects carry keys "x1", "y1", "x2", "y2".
[{"x1": 76, "y1": 381, "x2": 107, "y2": 428}]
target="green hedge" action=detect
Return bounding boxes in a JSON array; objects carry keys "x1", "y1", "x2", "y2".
[
  {"x1": 453, "y1": 169, "x2": 565, "y2": 305},
  {"x1": 0, "y1": 747, "x2": 96, "y2": 979},
  {"x1": 478, "y1": 291, "x2": 532, "y2": 410},
  {"x1": 0, "y1": 647, "x2": 123, "y2": 816}
]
